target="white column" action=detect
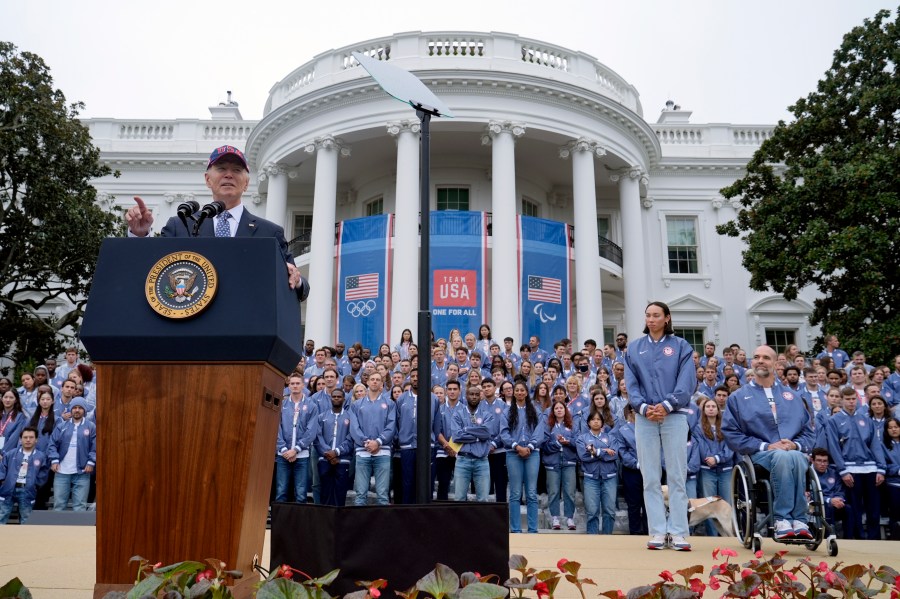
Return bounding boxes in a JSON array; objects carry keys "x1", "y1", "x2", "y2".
[
  {"x1": 304, "y1": 136, "x2": 350, "y2": 346},
  {"x1": 613, "y1": 166, "x2": 650, "y2": 339},
  {"x1": 259, "y1": 163, "x2": 293, "y2": 229},
  {"x1": 483, "y1": 120, "x2": 526, "y2": 348},
  {"x1": 387, "y1": 120, "x2": 420, "y2": 345},
  {"x1": 561, "y1": 138, "x2": 606, "y2": 346}
]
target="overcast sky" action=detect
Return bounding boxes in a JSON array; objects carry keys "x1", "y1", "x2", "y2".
[{"x1": 2, "y1": 1, "x2": 891, "y2": 125}]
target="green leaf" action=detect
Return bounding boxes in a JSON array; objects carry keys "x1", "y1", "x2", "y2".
[
  {"x1": 308, "y1": 569, "x2": 339, "y2": 587},
  {"x1": 394, "y1": 585, "x2": 420, "y2": 599},
  {"x1": 343, "y1": 591, "x2": 369, "y2": 599},
  {"x1": 0, "y1": 577, "x2": 32, "y2": 599},
  {"x1": 417, "y1": 564, "x2": 460, "y2": 599},
  {"x1": 508, "y1": 556, "x2": 528, "y2": 570},
  {"x1": 256, "y1": 578, "x2": 314, "y2": 599},
  {"x1": 156, "y1": 561, "x2": 204, "y2": 575},
  {"x1": 126, "y1": 574, "x2": 165, "y2": 599},
  {"x1": 188, "y1": 579, "x2": 212, "y2": 598},
  {"x1": 458, "y1": 582, "x2": 508, "y2": 599}
]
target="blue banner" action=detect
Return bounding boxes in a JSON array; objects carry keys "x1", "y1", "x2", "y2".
[
  {"x1": 519, "y1": 215, "x2": 570, "y2": 344},
  {"x1": 336, "y1": 214, "x2": 391, "y2": 350},
  {"x1": 429, "y1": 211, "x2": 486, "y2": 340}
]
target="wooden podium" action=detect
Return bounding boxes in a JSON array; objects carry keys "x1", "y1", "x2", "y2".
[{"x1": 80, "y1": 238, "x2": 303, "y2": 598}]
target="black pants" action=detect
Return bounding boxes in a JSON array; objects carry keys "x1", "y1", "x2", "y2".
[
  {"x1": 317, "y1": 461, "x2": 350, "y2": 506},
  {"x1": 847, "y1": 472, "x2": 881, "y2": 539},
  {"x1": 489, "y1": 451, "x2": 508, "y2": 502},
  {"x1": 436, "y1": 456, "x2": 456, "y2": 500},
  {"x1": 621, "y1": 466, "x2": 648, "y2": 535}
]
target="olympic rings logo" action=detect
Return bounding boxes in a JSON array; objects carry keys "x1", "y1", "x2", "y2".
[{"x1": 346, "y1": 300, "x2": 377, "y2": 318}]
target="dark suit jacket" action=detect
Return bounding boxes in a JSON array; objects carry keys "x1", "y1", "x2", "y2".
[{"x1": 160, "y1": 206, "x2": 310, "y2": 302}]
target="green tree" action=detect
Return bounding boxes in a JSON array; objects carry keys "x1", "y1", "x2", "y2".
[
  {"x1": 717, "y1": 8, "x2": 900, "y2": 364},
  {"x1": 0, "y1": 41, "x2": 121, "y2": 374}
]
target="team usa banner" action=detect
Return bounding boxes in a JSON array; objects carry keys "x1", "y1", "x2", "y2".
[
  {"x1": 429, "y1": 211, "x2": 487, "y2": 339},
  {"x1": 518, "y1": 215, "x2": 571, "y2": 344},
  {"x1": 336, "y1": 214, "x2": 392, "y2": 350}
]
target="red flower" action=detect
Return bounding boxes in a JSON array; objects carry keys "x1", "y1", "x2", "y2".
[
  {"x1": 369, "y1": 586, "x2": 381, "y2": 598},
  {"x1": 557, "y1": 558, "x2": 569, "y2": 572},
  {"x1": 755, "y1": 550, "x2": 763, "y2": 559},
  {"x1": 534, "y1": 581, "x2": 550, "y2": 598},
  {"x1": 712, "y1": 548, "x2": 720, "y2": 560},
  {"x1": 617, "y1": 591, "x2": 625, "y2": 599},
  {"x1": 151, "y1": 562, "x2": 162, "y2": 570},
  {"x1": 196, "y1": 569, "x2": 215, "y2": 582},
  {"x1": 659, "y1": 571, "x2": 674, "y2": 583},
  {"x1": 818, "y1": 562, "x2": 830, "y2": 573},
  {"x1": 689, "y1": 578, "x2": 706, "y2": 594},
  {"x1": 825, "y1": 571, "x2": 840, "y2": 587},
  {"x1": 720, "y1": 548, "x2": 738, "y2": 558},
  {"x1": 708, "y1": 577, "x2": 721, "y2": 591},
  {"x1": 474, "y1": 572, "x2": 481, "y2": 579},
  {"x1": 741, "y1": 569, "x2": 753, "y2": 579}
]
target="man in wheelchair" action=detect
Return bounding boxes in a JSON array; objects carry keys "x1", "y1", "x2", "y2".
[{"x1": 722, "y1": 345, "x2": 815, "y2": 540}]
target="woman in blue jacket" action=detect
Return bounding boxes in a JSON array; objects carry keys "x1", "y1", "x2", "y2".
[
  {"x1": 695, "y1": 396, "x2": 735, "y2": 509},
  {"x1": 542, "y1": 399, "x2": 577, "y2": 530},
  {"x1": 623, "y1": 301, "x2": 696, "y2": 551},
  {"x1": 0, "y1": 389, "x2": 28, "y2": 455},
  {"x1": 881, "y1": 417, "x2": 900, "y2": 539},
  {"x1": 577, "y1": 406, "x2": 619, "y2": 534},
  {"x1": 501, "y1": 382, "x2": 544, "y2": 533},
  {"x1": 612, "y1": 404, "x2": 646, "y2": 535}
]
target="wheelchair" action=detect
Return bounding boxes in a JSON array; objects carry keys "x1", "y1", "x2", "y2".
[{"x1": 731, "y1": 454, "x2": 838, "y2": 556}]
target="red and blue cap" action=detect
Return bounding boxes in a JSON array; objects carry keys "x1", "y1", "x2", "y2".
[{"x1": 207, "y1": 145, "x2": 249, "y2": 171}]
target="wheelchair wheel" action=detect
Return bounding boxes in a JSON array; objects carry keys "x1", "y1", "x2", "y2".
[
  {"x1": 827, "y1": 538, "x2": 838, "y2": 556},
  {"x1": 805, "y1": 461, "x2": 827, "y2": 552},
  {"x1": 732, "y1": 462, "x2": 755, "y2": 549}
]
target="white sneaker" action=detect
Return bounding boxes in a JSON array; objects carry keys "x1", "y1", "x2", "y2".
[
  {"x1": 670, "y1": 535, "x2": 691, "y2": 551},
  {"x1": 567, "y1": 518, "x2": 576, "y2": 530},
  {"x1": 792, "y1": 520, "x2": 813, "y2": 539},
  {"x1": 647, "y1": 534, "x2": 667, "y2": 550},
  {"x1": 551, "y1": 516, "x2": 561, "y2": 530},
  {"x1": 774, "y1": 519, "x2": 794, "y2": 540}
]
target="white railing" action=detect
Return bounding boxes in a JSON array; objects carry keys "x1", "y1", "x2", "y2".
[
  {"x1": 270, "y1": 31, "x2": 642, "y2": 114},
  {"x1": 733, "y1": 127, "x2": 774, "y2": 145},
  {"x1": 653, "y1": 124, "x2": 776, "y2": 149},
  {"x1": 118, "y1": 123, "x2": 173, "y2": 140},
  {"x1": 203, "y1": 124, "x2": 253, "y2": 140},
  {"x1": 655, "y1": 127, "x2": 704, "y2": 145}
]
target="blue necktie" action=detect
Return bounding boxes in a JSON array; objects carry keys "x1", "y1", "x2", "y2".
[{"x1": 215, "y1": 211, "x2": 231, "y2": 237}]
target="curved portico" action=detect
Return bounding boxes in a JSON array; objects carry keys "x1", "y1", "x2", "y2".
[{"x1": 246, "y1": 31, "x2": 660, "y2": 348}]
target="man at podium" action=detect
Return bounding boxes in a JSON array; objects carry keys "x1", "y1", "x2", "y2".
[{"x1": 124, "y1": 145, "x2": 309, "y2": 299}]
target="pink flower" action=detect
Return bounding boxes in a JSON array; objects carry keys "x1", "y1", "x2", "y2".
[
  {"x1": 782, "y1": 571, "x2": 797, "y2": 581},
  {"x1": 474, "y1": 572, "x2": 481, "y2": 579},
  {"x1": 279, "y1": 565, "x2": 293, "y2": 579},
  {"x1": 196, "y1": 569, "x2": 215, "y2": 582},
  {"x1": 151, "y1": 562, "x2": 162, "y2": 570},
  {"x1": 825, "y1": 571, "x2": 840, "y2": 587},
  {"x1": 755, "y1": 550, "x2": 763, "y2": 559},
  {"x1": 708, "y1": 577, "x2": 721, "y2": 591},
  {"x1": 818, "y1": 562, "x2": 830, "y2": 573},
  {"x1": 557, "y1": 558, "x2": 570, "y2": 572},
  {"x1": 369, "y1": 586, "x2": 381, "y2": 598},
  {"x1": 689, "y1": 578, "x2": 706, "y2": 594},
  {"x1": 659, "y1": 571, "x2": 674, "y2": 583},
  {"x1": 712, "y1": 548, "x2": 720, "y2": 560},
  {"x1": 720, "y1": 548, "x2": 738, "y2": 558},
  {"x1": 534, "y1": 581, "x2": 550, "y2": 598},
  {"x1": 617, "y1": 591, "x2": 625, "y2": 599},
  {"x1": 742, "y1": 569, "x2": 753, "y2": 579}
]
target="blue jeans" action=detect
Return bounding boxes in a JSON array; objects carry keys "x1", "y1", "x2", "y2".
[
  {"x1": 750, "y1": 450, "x2": 809, "y2": 522},
  {"x1": 275, "y1": 455, "x2": 310, "y2": 503},
  {"x1": 53, "y1": 472, "x2": 90, "y2": 511},
  {"x1": 545, "y1": 465, "x2": 576, "y2": 519},
  {"x1": 0, "y1": 488, "x2": 34, "y2": 524},
  {"x1": 506, "y1": 451, "x2": 540, "y2": 532},
  {"x1": 635, "y1": 414, "x2": 689, "y2": 537},
  {"x1": 354, "y1": 455, "x2": 391, "y2": 505},
  {"x1": 454, "y1": 455, "x2": 490, "y2": 502},
  {"x1": 700, "y1": 468, "x2": 733, "y2": 536},
  {"x1": 583, "y1": 475, "x2": 618, "y2": 534}
]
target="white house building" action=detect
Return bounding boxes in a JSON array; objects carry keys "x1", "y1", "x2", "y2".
[{"x1": 86, "y1": 31, "x2": 819, "y2": 354}]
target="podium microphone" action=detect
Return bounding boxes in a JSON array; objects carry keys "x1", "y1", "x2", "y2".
[
  {"x1": 192, "y1": 200, "x2": 226, "y2": 236},
  {"x1": 176, "y1": 200, "x2": 200, "y2": 235}
]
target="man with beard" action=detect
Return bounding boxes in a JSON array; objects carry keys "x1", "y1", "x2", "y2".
[{"x1": 722, "y1": 345, "x2": 815, "y2": 540}]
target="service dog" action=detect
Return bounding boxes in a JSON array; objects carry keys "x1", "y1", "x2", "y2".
[{"x1": 662, "y1": 485, "x2": 735, "y2": 537}]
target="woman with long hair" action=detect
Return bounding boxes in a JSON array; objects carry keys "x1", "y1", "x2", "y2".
[
  {"x1": 576, "y1": 407, "x2": 619, "y2": 534},
  {"x1": 519, "y1": 360, "x2": 535, "y2": 391},
  {"x1": 542, "y1": 399, "x2": 577, "y2": 530},
  {"x1": 580, "y1": 389, "x2": 615, "y2": 436},
  {"x1": 501, "y1": 381, "x2": 544, "y2": 533},
  {"x1": 27, "y1": 387, "x2": 57, "y2": 510},
  {"x1": 394, "y1": 328, "x2": 414, "y2": 360},
  {"x1": 608, "y1": 377, "x2": 629, "y2": 421},
  {"x1": 695, "y1": 396, "x2": 734, "y2": 535},
  {"x1": 0, "y1": 388, "x2": 27, "y2": 454},
  {"x1": 595, "y1": 366, "x2": 611, "y2": 397},
  {"x1": 623, "y1": 300, "x2": 696, "y2": 550},
  {"x1": 532, "y1": 382, "x2": 552, "y2": 415},
  {"x1": 882, "y1": 417, "x2": 900, "y2": 539},
  {"x1": 869, "y1": 396, "x2": 889, "y2": 443},
  {"x1": 17, "y1": 373, "x2": 38, "y2": 418}
]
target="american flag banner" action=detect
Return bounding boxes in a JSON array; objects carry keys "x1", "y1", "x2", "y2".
[
  {"x1": 345, "y1": 273, "x2": 379, "y2": 300},
  {"x1": 335, "y1": 214, "x2": 391, "y2": 350},
  {"x1": 527, "y1": 275, "x2": 561, "y2": 304},
  {"x1": 518, "y1": 215, "x2": 571, "y2": 343}
]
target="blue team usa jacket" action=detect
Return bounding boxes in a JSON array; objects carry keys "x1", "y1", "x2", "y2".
[{"x1": 623, "y1": 334, "x2": 695, "y2": 417}]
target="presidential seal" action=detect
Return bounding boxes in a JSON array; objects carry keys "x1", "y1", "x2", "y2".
[{"x1": 145, "y1": 252, "x2": 218, "y2": 319}]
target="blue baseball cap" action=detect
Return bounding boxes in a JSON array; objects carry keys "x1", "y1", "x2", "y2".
[{"x1": 207, "y1": 145, "x2": 249, "y2": 171}]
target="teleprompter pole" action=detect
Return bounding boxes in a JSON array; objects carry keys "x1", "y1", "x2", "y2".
[{"x1": 415, "y1": 109, "x2": 432, "y2": 504}]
